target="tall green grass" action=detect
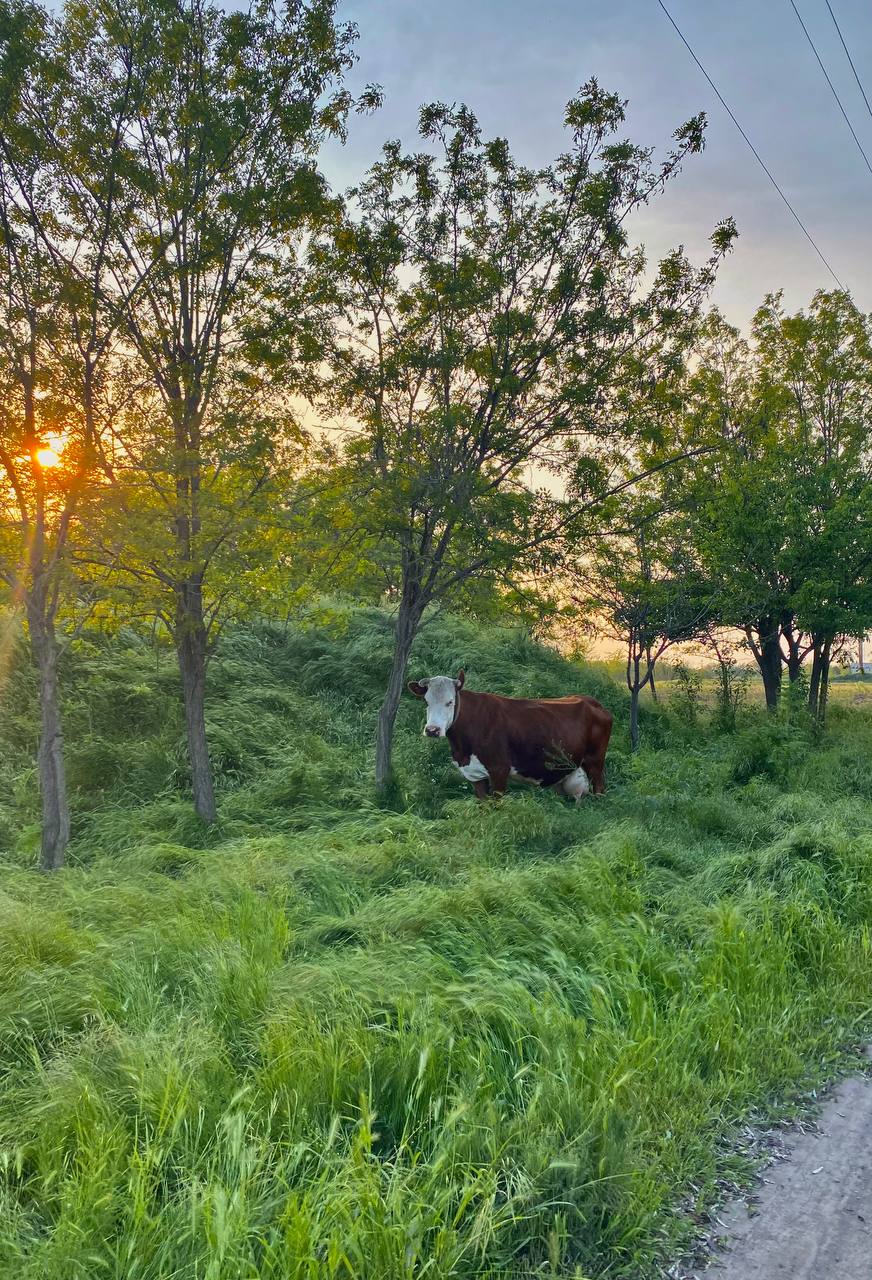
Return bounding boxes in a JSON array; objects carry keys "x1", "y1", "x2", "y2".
[{"x1": 2, "y1": 604, "x2": 872, "y2": 1277}]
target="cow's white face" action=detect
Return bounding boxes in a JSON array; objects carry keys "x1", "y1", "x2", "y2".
[{"x1": 408, "y1": 670, "x2": 465, "y2": 737}]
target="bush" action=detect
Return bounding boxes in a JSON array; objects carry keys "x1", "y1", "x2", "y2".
[
  {"x1": 713, "y1": 654, "x2": 752, "y2": 733},
  {"x1": 669, "y1": 660, "x2": 704, "y2": 727},
  {"x1": 728, "y1": 720, "x2": 807, "y2": 785}
]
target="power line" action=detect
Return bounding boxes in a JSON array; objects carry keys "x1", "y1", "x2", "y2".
[
  {"x1": 825, "y1": 0, "x2": 872, "y2": 127},
  {"x1": 788, "y1": 0, "x2": 872, "y2": 181},
  {"x1": 654, "y1": 0, "x2": 846, "y2": 291}
]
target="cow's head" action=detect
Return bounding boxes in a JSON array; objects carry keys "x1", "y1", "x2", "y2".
[{"x1": 408, "y1": 669, "x2": 465, "y2": 737}]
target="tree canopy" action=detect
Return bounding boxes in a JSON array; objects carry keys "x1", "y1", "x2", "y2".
[{"x1": 308, "y1": 87, "x2": 734, "y2": 785}]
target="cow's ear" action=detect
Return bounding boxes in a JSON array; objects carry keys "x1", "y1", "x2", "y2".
[
  {"x1": 408, "y1": 680, "x2": 428, "y2": 698},
  {"x1": 455, "y1": 669, "x2": 465, "y2": 690}
]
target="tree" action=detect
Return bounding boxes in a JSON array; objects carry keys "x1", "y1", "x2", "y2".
[
  {"x1": 312, "y1": 87, "x2": 735, "y2": 789},
  {"x1": 576, "y1": 495, "x2": 714, "y2": 749},
  {"x1": 658, "y1": 313, "x2": 795, "y2": 711},
  {"x1": 673, "y1": 298, "x2": 872, "y2": 719},
  {"x1": 0, "y1": 0, "x2": 123, "y2": 868},
  {"x1": 754, "y1": 291, "x2": 872, "y2": 721},
  {"x1": 23, "y1": 0, "x2": 372, "y2": 821},
  {"x1": 0, "y1": 200, "x2": 74, "y2": 870}
]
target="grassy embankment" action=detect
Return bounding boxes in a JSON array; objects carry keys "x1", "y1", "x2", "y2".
[{"x1": 2, "y1": 603, "x2": 872, "y2": 1278}]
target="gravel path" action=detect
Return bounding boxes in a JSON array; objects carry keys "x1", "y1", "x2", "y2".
[{"x1": 693, "y1": 1063, "x2": 872, "y2": 1279}]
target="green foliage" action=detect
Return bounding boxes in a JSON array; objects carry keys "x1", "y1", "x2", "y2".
[
  {"x1": 727, "y1": 720, "x2": 806, "y2": 786},
  {"x1": 575, "y1": 489, "x2": 717, "y2": 751},
  {"x1": 0, "y1": 0, "x2": 378, "y2": 836},
  {"x1": 660, "y1": 295, "x2": 872, "y2": 719},
  {"x1": 668, "y1": 660, "x2": 704, "y2": 728},
  {"x1": 2, "y1": 609, "x2": 872, "y2": 1278},
  {"x1": 712, "y1": 652, "x2": 752, "y2": 734},
  {"x1": 307, "y1": 82, "x2": 734, "y2": 783}
]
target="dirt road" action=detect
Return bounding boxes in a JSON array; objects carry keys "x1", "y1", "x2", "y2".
[{"x1": 694, "y1": 1065, "x2": 872, "y2": 1279}]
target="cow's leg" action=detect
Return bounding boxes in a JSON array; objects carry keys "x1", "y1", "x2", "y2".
[
  {"x1": 488, "y1": 765, "x2": 511, "y2": 798},
  {"x1": 562, "y1": 766, "x2": 591, "y2": 803},
  {"x1": 584, "y1": 757, "x2": 606, "y2": 795},
  {"x1": 473, "y1": 778, "x2": 491, "y2": 800}
]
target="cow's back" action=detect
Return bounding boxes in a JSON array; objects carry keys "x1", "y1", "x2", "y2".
[
  {"x1": 452, "y1": 690, "x2": 612, "y2": 787},
  {"x1": 501, "y1": 694, "x2": 611, "y2": 760}
]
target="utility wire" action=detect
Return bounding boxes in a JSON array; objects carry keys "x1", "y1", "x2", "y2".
[
  {"x1": 788, "y1": 0, "x2": 872, "y2": 180},
  {"x1": 825, "y1": 0, "x2": 872, "y2": 126},
  {"x1": 655, "y1": 0, "x2": 845, "y2": 290}
]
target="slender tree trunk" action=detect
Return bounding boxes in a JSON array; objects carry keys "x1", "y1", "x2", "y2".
[
  {"x1": 759, "y1": 641, "x2": 782, "y2": 712},
  {"x1": 170, "y1": 386, "x2": 218, "y2": 822},
  {"x1": 629, "y1": 683, "x2": 640, "y2": 752},
  {"x1": 647, "y1": 646, "x2": 658, "y2": 703},
  {"x1": 22, "y1": 366, "x2": 71, "y2": 870},
  {"x1": 375, "y1": 592, "x2": 422, "y2": 792},
  {"x1": 626, "y1": 646, "x2": 643, "y2": 752},
  {"x1": 781, "y1": 617, "x2": 803, "y2": 683},
  {"x1": 175, "y1": 586, "x2": 216, "y2": 823},
  {"x1": 27, "y1": 605, "x2": 70, "y2": 871},
  {"x1": 808, "y1": 639, "x2": 823, "y2": 718},
  {"x1": 818, "y1": 641, "x2": 832, "y2": 726},
  {"x1": 808, "y1": 636, "x2": 832, "y2": 724}
]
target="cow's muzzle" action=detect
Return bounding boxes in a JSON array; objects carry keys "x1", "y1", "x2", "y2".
[{"x1": 424, "y1": 726, "x2": 442, "y2": 737}]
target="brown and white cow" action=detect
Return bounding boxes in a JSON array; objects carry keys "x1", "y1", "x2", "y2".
[{"x1": 408, "y1": 669, "x2": 612, "y2": 800}]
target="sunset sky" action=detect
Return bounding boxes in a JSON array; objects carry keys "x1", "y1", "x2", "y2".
[{"x1": 324, "y1": 0, "x2": 872, "y2": 328}]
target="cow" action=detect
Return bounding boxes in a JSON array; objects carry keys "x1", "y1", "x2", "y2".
[{"x1": 408, "y1": 668, "x2": 612, "y2": 801}]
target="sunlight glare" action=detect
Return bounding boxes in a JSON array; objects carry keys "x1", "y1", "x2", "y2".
[{"x1": 35, "y1": 433, "x2": 65, "y2": 469}]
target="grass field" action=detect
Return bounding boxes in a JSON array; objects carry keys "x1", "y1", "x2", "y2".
[
  {"x1": 2, "y1": 604, "x2": 872, "y2": 1278},
  {"x1": 596, "y1": 655, "x2": 872, "y2": 713}
]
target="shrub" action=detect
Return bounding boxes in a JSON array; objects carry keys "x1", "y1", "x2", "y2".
[
  {"x1": 713, "y1": 654, "x2": 752, "y2": 733},
  {"x1": 728, "y1": 720, "x2": 806, "y2": 785},
  {"x1": 669, "y1": 661, "x2": 704, "y2": 727}
]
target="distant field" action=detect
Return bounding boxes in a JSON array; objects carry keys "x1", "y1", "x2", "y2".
[
  {"x1": 644, "y1": 670, "x2": 872, "y2": 710},
  {"x1": 2, "y1": 609, "x2": 872, "y2": 1279},
  {"x1": 825, "y1": 678, "x2": 872, "y2": 705}
]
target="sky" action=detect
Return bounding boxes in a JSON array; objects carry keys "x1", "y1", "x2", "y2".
[{"x1": 320, "y1": 0, "x2": 872, "y2": 328}]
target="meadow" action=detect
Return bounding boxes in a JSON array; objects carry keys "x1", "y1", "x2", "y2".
[{"x1": 2, "y1": 605, "x2": 872, "y2": 1278}]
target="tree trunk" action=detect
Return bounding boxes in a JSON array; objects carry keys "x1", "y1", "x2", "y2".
[
  {"x1": 375, "y1": 594, "x2": 422, "y2": 792},
  {"x1": 808, "y1": 639, "x2": 823, "y2": 718},
  {"x1": 28, "y1": 607, "x2": 70, "y2": 871},
  {"x1": 808, "y1": 636, "x2": 832, "y2": 724},
  {"x1": 748, "y1": 619, "x2": 782, "y2": 712},
  {"x1": 781, "y1": 617, "x2": 804, "y2": 683},
  {"x1": 629, "y1": 683, "x2": 640, "y2": 752},
  {"x1": 647, "y1": 649, "x2": 658, "y2": 703},
  {"x1": 626, "y1": 645, "x2": 646, "y2": 752},
  {"x1": 818, "y1": 642, "x2": 832, "y2": 726},
  {"x1": 175, "y1": 590, "x2": 216, "y2": 823},
  {"x1": 759, "y1": 642, "x2": 782, "y2": 712}
]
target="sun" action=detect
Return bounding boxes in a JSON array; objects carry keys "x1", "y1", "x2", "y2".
[{"x1": 35, "y1": 433, "x2": 65, "y2": 469}]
